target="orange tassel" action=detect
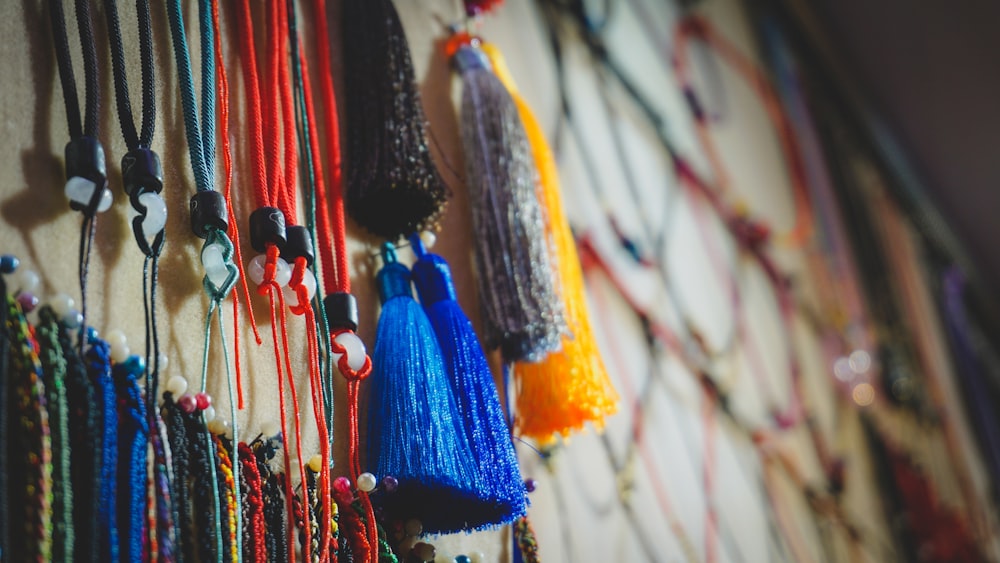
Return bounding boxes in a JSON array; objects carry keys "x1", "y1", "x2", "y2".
[{"x1": 482, "y1": 43, "x2": 618, "y2": 442}]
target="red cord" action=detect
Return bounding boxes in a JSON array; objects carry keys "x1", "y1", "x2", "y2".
[
  {"x1": 298, "y1": 46, "x2": 337, "y2": 296},
  {"x1": 234, "y1": 3, "x2": 312, "y2": 558},
  {"x1": 305, "y1": 0, "x2": 375, "y2": 558},
  {"x1": 239, "y1": 443, "x2": 268, "y2": 563},
  {"x1": 310, "y1": 0, "x2": 349, "y2": 294},
  {"x1": 234, "y1": 0, "x2": 271, "y2": 209},
  {"x1": 274, "y1": 0, "x2": 297, "y2": 222},
  {"x1": 262, "y1": 269, "x2": 298, "y2": 563},
  {"x1": 211, "y1": 0, "x2": 259, "y2": 413}
]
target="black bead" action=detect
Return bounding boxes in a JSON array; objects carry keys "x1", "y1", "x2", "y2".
[
  {"x1": 64, "y1": 136, "x2": 107, "y2": 183},
  {"x1": 323, "y1": 293, "x2": 358, "y2": 331},
  {"x1": 189, "y1": 191, "x2": 229, "y2": 239},
  {"x1": 121, "y1": 148, "x2": 163, "y2": 198},
  {"x1": 249, "y1": 207, "x2": 287, "y2": 253},
  {"x1": 283, "y1": 226, "x2": 315, "y2": 267}
]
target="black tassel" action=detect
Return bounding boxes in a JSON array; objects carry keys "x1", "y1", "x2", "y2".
[{"x1": 342, "y1": 0, "x2": 449, "y2": 241}]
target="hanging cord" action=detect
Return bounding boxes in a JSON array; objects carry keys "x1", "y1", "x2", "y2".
[
  {"x1": 4, "y1": 291, "x2": 54, "y2": 562},
  {"x1": 238, "y1": 442, "x2": 267, "y2": 562},
  {"x1": 307, "y1": 3, "x2": 379, "y2": 547},
  {"x1": 113, "y1": 357, "x2": 149, "y2": 563},
  {"x1": 305, "y1": 0, "x2": 347, "y2": 432},
  {"x1": 165, "y1": 0, "x2": 243, "y2": 560},
  {"x1": 85, "y1": 337, "x2": 117, "y2": 562},
  {"x1": 211, "y1": 0, "x2": 260, "y2": 404},
  {"x1": 213, "y1": 436, "x2": 238, "y2": 562},
  {"x1": 287, "y1": 2, "x2": 334, "y2": 557},
  {"x1": 164, "y1": 395, "x2": 195, "y2": 562},
  {"x1": 35, "y1": 307, "x2": 74, "y2": 563},
  {"x1": 232, "y1": 1, "x2": 313, "y2": 558},
  {"x1": 49, "y1": 0, "x2": 108, "y2": 353},
  {"x1": 297, "y1": 39, "x2": 337, "y2": 449},
  {"x1": 100, "y1": 4, "x2": 170, "y2": 556}
]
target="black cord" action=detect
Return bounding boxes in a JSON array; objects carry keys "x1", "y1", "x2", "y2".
[
  {"x1": 50, "y1": 0, "x2": 105, "y2": 353},
  {"x1": 102, "y1": 0, "x2": 156, "y2": 149},
  {"x1": 103, "y1": 0, "x2": 165, "y2": 415},
  {"x1": 50, "y1": 0, "x2": 100, "y2": 139}
]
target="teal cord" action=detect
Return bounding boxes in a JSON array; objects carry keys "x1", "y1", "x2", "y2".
[
  {"x1": 165, "y1": 0, "x2": 215, "y2": 192},
  {"x1": 166, "y1": 0, "x2": 239, "y2": 560},
  {"x1": 199, "y1": 305, "x2": 224, "y2": 563},
  {"x1": 287, "y1": 0, "x2": 336, "y2": 447},
  {"x1": 199, "y1": 230, "x2": 242, "y2": 562},
  {"x1": 215, "y1": 300, "x2": 243, "y2": 559}
]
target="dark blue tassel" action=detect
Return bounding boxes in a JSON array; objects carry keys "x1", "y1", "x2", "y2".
[
  {"x1": 366, "y1": 242, "x2": 482, "y2": 534},
  {"x1": 409, "y1": 234, "x2": 527, "y2": 527},
  {"x1": 114, "y1": 355, "x2": 148, "y2": 563},
  {"x1": 86, "y1": 335, "x2": 118, "y2": 562}
]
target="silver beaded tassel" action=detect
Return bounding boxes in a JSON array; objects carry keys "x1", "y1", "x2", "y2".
[{"x1": 456, "y1": 45, "x2": 566, "y2": 363}]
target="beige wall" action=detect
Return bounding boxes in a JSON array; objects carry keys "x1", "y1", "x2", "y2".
[{"x1": 0, "y1": 0, "x2": 988, "y2": 561}]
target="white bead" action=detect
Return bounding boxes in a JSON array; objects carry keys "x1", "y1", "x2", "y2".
[
  {"x1": 165, "y1": 375, "x2": 188, "y2": 397},
  {"x1": 138, "y1": 192, "x2": 167, "y2": 237},
  {"x1": 202, "y1": 244, "x2": 232, "y2": 288},
  {"x1": 247, "y1": 254, "x2": 267, "y2": 285},
  {"x1": 420, "y1": 230, "x2": 437, "y2": 249},
  {"x1": 260, "y1": 420, "x2": 280, "y2": 438},
  {"x1": 202, "y1": 405, "x2": 216, "y2": 422},
  {"x1": 468, "y1": 551, "x2": 485, "y2": 563},
  {"x1": 283, "y1": 268, "x2": 317, "y2": 308},
  {"x1": 333, "y1": 332, "x2": 367, "y2": 372},
  {"x1": 97, "y1": 188, "x2": 113, "y2": 212},
  {"x1": 49, "y1": 293, "x2": 74, "y2": 318},
  {"x1": 105, "y1": 329, "x2": 127, "y2": 349},
  {"x1": 357, "y1": 472, "x2": 377, "y2": 492},
  {"x1": 208, "y1": 417, "x2": 230, "y2": 436},
  {"x1": 274, "y1": 258, "x2": 291, "y2": 287},
  {"x1": 12, "y1": 269, "x2": 39, "y2": 294},
  {"x1": 247, "y1": 254, "x2": 291, "y2": 287},
  {"x1": 65, "y1": 177, "x2": 113, "y2": 213},
  {"x1": 206, "y1": 262, "x2": 230, "y2": 288},
  {"x1": 156, "y1": 353, "x2": 169, "y2": 371},
  {"x1": 110, "y1": 342, "x2": 130, "y2": 364}
]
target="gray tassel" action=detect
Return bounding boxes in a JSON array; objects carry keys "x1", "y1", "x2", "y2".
[{"x1": 455, "y1": 45, "x2": 566, "y2": 362}]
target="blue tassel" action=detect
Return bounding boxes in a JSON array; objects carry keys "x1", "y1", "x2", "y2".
[
  {"x1": 409, "y1": 234, "x2": 527, "y2": 527},
  {"x1": 114, "y1": 355, "x2": 149, "y2": 563},
  {"x1": 367, "y1": 242, "x2": 482, "y2": 533}
]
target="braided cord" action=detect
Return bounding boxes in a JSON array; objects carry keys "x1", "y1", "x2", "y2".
[
  {"x1": 87, "y1": 339, "x2": 117, "y2": 562},
  {"x1": 102, "y1": 0, "x2": 155, "y2": 148},
  {"x1": 5, "y1": 296, "x2": 53, "y2": 562},
  {"x1": 35, "y1": 308, "x2": 73, "y2": 562},
  {"x1": 114, "y1": 361, "x2": 149, "y2": 562},
  {"x1": 165, "y1": 0, "x2": 215, "y2": 192}
]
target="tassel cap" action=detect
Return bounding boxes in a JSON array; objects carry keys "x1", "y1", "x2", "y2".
[
  {"x1": 452, "y1": 45, "x2": 491, "y2": 74},
  {"x1": 377, "y1": 243, "x2": 413, "y2": 303},
  {"x1": 409, "y1": 234, "x2": 458, "y2": 305}
]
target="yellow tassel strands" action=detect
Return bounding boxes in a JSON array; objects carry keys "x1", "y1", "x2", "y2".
[{"x1": 482, "y1": 43, "x2": 618, "y2": 442}]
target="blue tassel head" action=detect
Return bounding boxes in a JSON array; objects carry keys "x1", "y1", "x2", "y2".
[
  {"x1": 367, "y1": 242, "x2": 487, "y2": 533},
  {"x1": 409, "y1": 234, "x2": 528, "y2": 527}
]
